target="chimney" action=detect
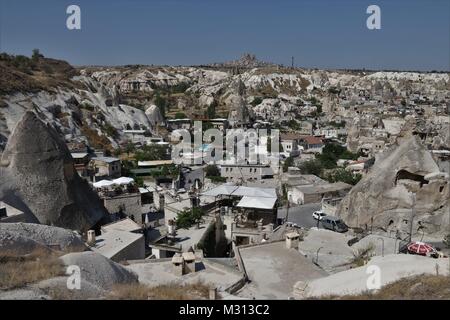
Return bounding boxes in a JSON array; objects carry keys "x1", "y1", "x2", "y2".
[
  {"x1": 257, "y1": 220, "x2": 263, "y2": 231},
  {"x1": 209, "y1": 288, "x2": 217, "y2": 300},
  {"x1": 172, "y1": 254, "x2": 185, "y2": 276},
  {"x1": 182, "y1": 252, "x2": 196, "y2": 274},
  {"x1": 168, "y1": 219, "x2": 176, "y2": 236},
  {"x1": 87, "y1": 230, "x2": 96, "y2": 246},
  {"x1": 285, "y1": 232, "x2": 300, "y2": 249}
]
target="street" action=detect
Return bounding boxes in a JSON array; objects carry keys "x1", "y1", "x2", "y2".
[{"x1": 277, "y1": 202, "x2": 323, "y2": 229}]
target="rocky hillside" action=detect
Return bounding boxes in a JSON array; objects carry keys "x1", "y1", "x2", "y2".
[{"x1": 0, "y1": 52, "x2": 448, "y2": 152}]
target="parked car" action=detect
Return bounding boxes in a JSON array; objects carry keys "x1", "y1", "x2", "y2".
[
  {"x1": 321, "y1": 216, "x2": 348, "y2": 233},
  {"x1": 312, "y1": 211, "x2": 327, "y2": 221},
  {"x1": 286, "y1": 221, "x2": 298, "y2": 228}
]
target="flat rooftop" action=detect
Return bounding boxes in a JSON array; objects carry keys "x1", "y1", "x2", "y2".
[
  {"x1": 237, "y1": 241, "x2": 327, "y2": 299},
  {"x1": 126, "y1": 259, "x2": 244, "y2": 292},
  {"x1": 101, "y1": 218, "x2": 142, "y2": 233},
  {"x1": 93, "y1": 229, "x2": 143, "y2": 259}
]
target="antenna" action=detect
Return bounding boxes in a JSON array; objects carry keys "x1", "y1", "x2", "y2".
[{"x1": 291, "y1": 56, "x2": 294, "y2": 69}]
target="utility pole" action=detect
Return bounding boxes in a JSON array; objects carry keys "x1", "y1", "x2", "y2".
[
  {"x1": 291, "y1": 56, "x2": 294, "y2": 69},
  {"x1": 285, "y1": 196, "x2": 290, "y2": 224},
  {"x1": 409, "y1": 193, "x2": 416, "y2": 243}
]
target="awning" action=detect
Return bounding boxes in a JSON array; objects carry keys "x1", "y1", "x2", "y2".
[
  {"x1": 236, "y1": 196, "x2": 277, "y2": 210},
  {"x1": 201, "y1": 184, "x2": 239, "y2": 197},
  {"x1": 201, "y1": 184, "x2": 276, "y2": 198},
  {"x1": 112, "y1": 177, "x2": 135, "y2": 185},
  {"x1": 139, "y1": 187, "x2": 155, "y2": 194},
  {"x1": 93, "y1": 180, "x2": 115, "y2": 188}
]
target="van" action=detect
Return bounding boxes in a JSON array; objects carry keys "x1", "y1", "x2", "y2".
[{"x1": 322, "y1": 216, "x2": 348, "y2": 233}]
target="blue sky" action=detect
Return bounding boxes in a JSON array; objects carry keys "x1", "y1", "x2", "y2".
[{"x1": 0, "y1": 0, "x2": 449, "y2": 70}]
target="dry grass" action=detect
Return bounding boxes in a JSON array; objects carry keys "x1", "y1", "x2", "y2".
[
  {"x1": 0, "y1": 249, "x2": 65, "y2": 290},
  {"x1": 348, "y1": 243, "x2": 375, "y2": 267},
  {"x1": 80, "y1": 125, "x2": 113, "y2": 151},
  {"x1": 107, "y1": 282, "x2": 211, "y2": 300},
  {"x1": 316, "y1": 274, "x2": 450, "y2": 300}
]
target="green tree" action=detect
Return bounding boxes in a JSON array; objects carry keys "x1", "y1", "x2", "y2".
[
  {"x1": 176, "y1": 207, "x2": 204, "y2": 229},
  {"x1": 135, "y1": 144, "x2": 169, "y2": 161},
  {"x1": 175, "y1": 112, "x2": 187, "y2": 119},
  {"x1": 206, "y1": 100, "x2": 217, "y2": 119},
  {"x1": 298, "y1": 159, "x2": 323, "y2": 176},
  {"x1": 324, "y1": 168, "x2": 362, "y2": 185},
  {"x1": 125, "y1": 142, "x2": 136, "y2": 156},
  {"x1": 31, "y1": 49, "x2": 43, "y2": 62},
  {"x1": 283, "y1": 157, "x2": 294, "y2": 172},
  {"x1": 205, "y1": 164, "x2": 220, "y2": 177},
  {"x1": 251, "y1": 97, "x2": 263, "y2": 107},
  {"x1": 154, "y1": 93, "x2": 167, "y2": 118}
]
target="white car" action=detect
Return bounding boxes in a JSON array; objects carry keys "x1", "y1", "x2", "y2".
[{"x1": 312, "y1": 211, "x2": 327, "y2": 221}]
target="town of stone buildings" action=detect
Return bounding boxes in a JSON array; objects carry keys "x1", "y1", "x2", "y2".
[{"x1": 0, "y1": 48, "x2": 449, "y2": 300}]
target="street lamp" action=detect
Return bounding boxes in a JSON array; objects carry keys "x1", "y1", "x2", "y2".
[
  {"x1": 314, "y1": 246, "x2": 323, "y2": 265},
  {"x1": 378, "y1": 237, "x2": 385, "y2": 257},
  {"x1": 408, "y1": 192, "x2": 416, "y2": 243}
]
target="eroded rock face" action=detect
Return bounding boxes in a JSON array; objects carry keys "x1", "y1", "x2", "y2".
[
  {"x1": 0, "y1": 223, "x2": 86, "y2": 255},
  {"x1": 0, "y1": 112, "x2": 107, "y2": 231},
  {"x1": 336, "y1": 136, "x2": 450, "y2": 236},
  {"x1": 226, "y1": 78, "x2": 250, "y2": 125},
  {"x1": 59, "y1": 251, "x2": 138, "y2": 290}
]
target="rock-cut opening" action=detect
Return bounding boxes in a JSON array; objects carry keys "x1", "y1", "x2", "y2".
[{"x1": 395, "y1": 169, "x2": 428, "y2": 187}]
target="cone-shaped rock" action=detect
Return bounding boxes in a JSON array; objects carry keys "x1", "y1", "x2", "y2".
[
  {"x1": 0, "y1": 111, "x2": 107, "y2": 231},
  {"x1": 336, "y1": 136, "x2": 449, "y2": 236}
]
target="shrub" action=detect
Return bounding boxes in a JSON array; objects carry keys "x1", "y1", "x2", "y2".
[
  {"x1": 209, "y1": 176, "x2": 226, "y2": 183},
  {"x1": 205, "y1": 164, "x2": 220, "y2": 177},
  {"x1": 298, "y1": 159, "x2": 323, "y2": 176},
  {"x1": 176, "y1": 207, "x2": 204, "y2": 230},
  {"x1": 349, "y1": 243, "x2": 375, "y2": 267},
  {"x1": 174, "y1": 112, "x2": 187, "y2": 119},
  {"x1": 251, "y1": 97, "x2": 263, "y2": 106},
  {"x1": 0, "y1": 249, "x2": 64, "y2": 290},
  {"x1": 324, "y1": 168, "x2": 362, "y2": 185},
  {"x1": 107, "y1": 282, "x2": 210, "y2": 300}
]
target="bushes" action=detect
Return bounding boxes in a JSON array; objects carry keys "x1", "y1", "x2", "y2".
[
  {"x1": 174, "y1": 112, "x2": 187, "y2": 119},
  {"x1": 324, "y1": 169, "x2": 362, "y2": 185},
  {"x1": 107, "y1": 282, "x2": 210, "y2": 300},
  {"x1": 176, "y1": 207, "x2": 204, "y2": 230},
  {"x1": 79, "y1": 102, "x2": 94, "y2": 111},
  {"x1": 208, "y1": 176, "x2": 226, "y2": 183},
  {"x1": 444, "y1": 234, "x2": 450, "y2": 248},
  {"x1": 205, "y1": 164, "x2": 220, "y2": 177},
  {"x1": 0, "y1": 250, "x2": 64, "y2": 290},
  {"x1": 251, "y1": 97, "x2": 263, "y2": 106},
  {"x1": 134, "y1": 144, "x2": 170, "y2": 161},
  {"x1": 298, "y1": 159, "x2": 323, "y2": 176},
  {"x1": 283, "y1": 156, "x2": 294, "y2": 172},
  {"x1": 102, "y1": 122, "x2": 119, "y2": 139}
]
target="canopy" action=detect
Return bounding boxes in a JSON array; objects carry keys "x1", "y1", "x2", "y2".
[
  {"x1": 93, "y1": 180, "x2": 115, "y2": 188},
  {"x1": 407, "y1": 241, "x2": 436, "y2": 256},
  {"x1": 236, "y1": 196, "x2": 277, "y2": 210},
  {"x1": 112, "y1": 177, "x2": 135, "y2": 185},
  {"x1": 201, "y1": 184, "x2": 276, "y2": 198}
]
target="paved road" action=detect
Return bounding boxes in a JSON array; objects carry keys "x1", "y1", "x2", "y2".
[{"x1": 277, "y1": 202, "x2": 323, "y2": 229}]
